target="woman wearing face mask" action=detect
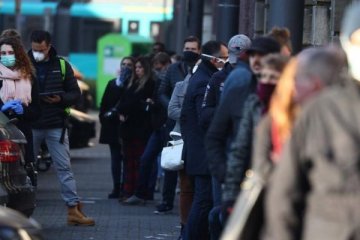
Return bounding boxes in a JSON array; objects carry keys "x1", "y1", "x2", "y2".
[
  {"x1": 221, "y1": 54, "x2": 288, "y2": 220},
  {"x1": 116, "y1": 57, "x2": 155, "y2": 201},
  {"x1": 0, "y1": 37, "x2": 41, "y2": 185},
  {"x1": 99, "y1": 56, "x2": 134, "y2": 199}
]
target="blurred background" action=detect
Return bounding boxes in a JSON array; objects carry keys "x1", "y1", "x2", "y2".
[{"x1": 0, "y1": 0, "x2": 355, "y2": 108}]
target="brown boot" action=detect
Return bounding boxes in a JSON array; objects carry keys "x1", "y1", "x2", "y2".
[{"x1": 67, "y1": 203, "x2": 95, "y2": 226}]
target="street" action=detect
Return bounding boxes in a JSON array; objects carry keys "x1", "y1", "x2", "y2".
[{"x1": 32, "y1": 112, "x2": 180, "y2": 240}]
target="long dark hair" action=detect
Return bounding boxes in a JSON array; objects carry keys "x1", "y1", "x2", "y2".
[{"x1": 127, "y1": 57, "x2": 152, "y2": 92}]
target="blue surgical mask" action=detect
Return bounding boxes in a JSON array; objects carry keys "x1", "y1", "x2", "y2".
[{"x1": 0, "y1": 55, "x2": 16, "y2": 67}]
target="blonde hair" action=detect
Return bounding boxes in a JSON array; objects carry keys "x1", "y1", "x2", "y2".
[{"x1": 269, "y1": 58, "x2": 298, "y2": 143}]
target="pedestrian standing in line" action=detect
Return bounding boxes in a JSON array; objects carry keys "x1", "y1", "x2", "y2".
[
  {"x1": 99, "y1": 56, "x2": 134, "y2": 199},
  {"x1": 0, "y1": 36, "x2": 41, "y2": 187},
  {"x1": 29, "y1": 30, "x2": 95, "y2": 226},
  {"x1": 264, "y1": 3, "x2": 360, "y2": 239},
  {"x1": 222, "y1": 54, "x2": 288, "y2": 220},
  {"x1": 123, "y1": 52, "x2": 172, "y2": 204},
  {"x1": 200, "y1": 34, "x2": 251, "y2": 240},
  {"x1": 181, "y1": 40, "x2": 228, "y2": 240},
  {"x1": 205, "y1": 37, "x2": 280, "y2": 186},
  {"x1": 117, "y1": 57, "x2": 155, "y2": 200},
  {"x1": 156, "y1": 36, "x2": 201, "y2": 214}
]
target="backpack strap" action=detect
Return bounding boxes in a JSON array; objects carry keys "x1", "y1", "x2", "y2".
[
  {"x1": 59, "y1": 58, "x2": 66, "y2": 81},
  {"x1": 58, "y1": 58, "x2": 71, "y2": 134}
]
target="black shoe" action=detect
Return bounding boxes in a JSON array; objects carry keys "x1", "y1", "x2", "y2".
[
  {"x1": 154, "y1": 203, "x2": 173, "y2": 214},
  {"x1": 108, "y1": 191, "x2": 120, "y2": 199}
]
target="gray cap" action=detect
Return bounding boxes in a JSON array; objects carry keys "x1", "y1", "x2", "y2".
[
  {"x1": 227, "y1": 34, "x2": 251, "y2": 64},
  {"x1": 341, "y1": 2, "x2": 360, "y2": 40}
]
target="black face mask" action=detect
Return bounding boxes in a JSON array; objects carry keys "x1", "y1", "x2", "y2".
[{"x1": 183, "y1": 51, "x2": 200, "y2": 66}]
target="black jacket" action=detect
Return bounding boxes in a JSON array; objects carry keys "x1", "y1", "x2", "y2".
[
  {"x1": 180, "y1": 60, "x2": 218, "y2": 176},
  {"x1": 200, "y1": 62, "x2": 234, "y2": 130},
  {"x1": 117, "y1": 79, "x2": 155, "y2": 141},
  {"x1": 223, "y1": 94, "x2": 262, "y2": 202},
  {"x1": 28, "y1": 47, "x2": 80, "y2": 129},
  {"x1": 99, "y1": 79, "x2": 126, "y2": 145},
  {"x1": 149, "y1": 70, "x2": 168, "y2": 130},
  {"x1": 205, "y1": 62, "x2": 256, "y2": 182}
]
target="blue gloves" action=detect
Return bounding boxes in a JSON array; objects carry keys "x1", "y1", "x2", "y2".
[
  {"x1": 12, "y1": 102, "x2": 24, "y2": 115},
  {"x1": 1, "y1": 101, "x2": 16, "y2": 112},
  {"x1": 1, "y1": 100, "x2": 23, "y2": 115}
]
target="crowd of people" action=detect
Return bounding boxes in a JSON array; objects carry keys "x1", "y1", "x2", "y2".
[
  {"x1": 99, "y1": 2, "x2": 360, "y2": 239},
  {"x1": 0, "y1": 1, "x2": 359, "y2": 239}
]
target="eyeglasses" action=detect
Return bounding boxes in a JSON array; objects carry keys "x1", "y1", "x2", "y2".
[{"x1": 201, "y1": 54, "x2": 228, "y2": 64}]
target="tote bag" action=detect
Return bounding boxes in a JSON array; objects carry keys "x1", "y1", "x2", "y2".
[{"x1": 161, "y1": 132, "x2": 184, "y2": 171}]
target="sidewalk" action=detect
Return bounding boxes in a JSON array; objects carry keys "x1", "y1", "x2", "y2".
[{"x1": 32, "y1": 113, "x2": 180, "y2": 240}]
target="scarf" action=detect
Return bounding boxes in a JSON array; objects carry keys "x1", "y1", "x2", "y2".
[
  {"x1": 256, "y1": 83, "x2": 276, "y2": 114},
  {"x1": 0, "y1": 63, "x2": 32, "y2": 106}
]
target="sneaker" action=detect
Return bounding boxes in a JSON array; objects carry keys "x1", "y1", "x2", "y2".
[
  {"x1": 154, "y1": 203, "x2": 173, "y2": 214},
  {"x1": 122, "y1": 195, "x2": 146, "y2": 205}
]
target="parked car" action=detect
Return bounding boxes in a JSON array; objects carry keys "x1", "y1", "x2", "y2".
[
  {"x1": 0, "y1": 206, "x2": 43, "y2": 239},
  {"x1": 0, "y1": 112, "x2": 36, "y2": 217}
]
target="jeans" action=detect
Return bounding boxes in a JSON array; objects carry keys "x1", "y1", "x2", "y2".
[
  {"x1": 209, "y1": 206, "x2": 222, "y2": 240},
  {"x1": 135, "y1": 129, "x2": 165, "y2": 199},
  {"x1": 161, "y1": 170, "x2": 178, "y2": 207},
  {"x1": 32, "y1": 128, "x2": 79, "y2": 207},
  {"x1": 212, "y1": 177, "x2": 222, "y2": 206},
  {"x1": 209, "y1": 177, "x2": 223, "y2": 239},
  {"x1": 185, "y1": 175, "x2": 213, "y2": 240},
  {"x1": 109, "y1": 143, "x2": 123, "y2": 188}
]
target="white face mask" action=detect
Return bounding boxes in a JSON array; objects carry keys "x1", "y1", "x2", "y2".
[
  {"x1": 32, "y1": 51, "x2": 46, "y2": 62},
  {"x1": 341, "y1": 36, "x2": 360, "y2": 81}
]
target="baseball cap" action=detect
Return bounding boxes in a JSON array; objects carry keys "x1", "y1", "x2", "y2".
[
  {"x1": 227, "y1": 34, "x2": 251, "y2": 64},
  {"x1": 341, "y1": 2, "x2": 360, "y2": 40},
  {"x1": 246, "y1": 36, "x2": 281, "y2": 55}
]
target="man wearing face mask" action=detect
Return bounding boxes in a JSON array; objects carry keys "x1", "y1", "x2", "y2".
[
  {"x1": 155, "y1": 36, "x2": 201, "y2": 214},
  {"x1": 28, "y1": 30, "x2": 95, "y2": 226},
  {"x1": 205, "y1": 37, "x2": 280, "y2": 184},
  {"x1": 199, "y1": 35, "x2": 249, "y2": 239},
  {"x1": 180, "y1": 40, "x2": 228, "y2": 239},
  {"x1": 265, "y1": 3, "x2": 360, "y2": 239}
]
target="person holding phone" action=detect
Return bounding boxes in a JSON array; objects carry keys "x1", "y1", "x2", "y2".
[{"x1": 28, "y1": 30, "x2": 95, "y2": 226}]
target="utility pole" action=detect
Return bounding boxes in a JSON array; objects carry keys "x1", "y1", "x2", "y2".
[
  {"x1": 174, "y1": 0, "x2": 187, "y2": 53},
  {"x1": 54, "y1": 0, "x2": 73, "y2": 56},
  {"x1": 187, "y1": 0, "x2": 204, "y2": 42},
  {"x1": 216, "y1": 0, "x2": 240, "y2": 43},
  {"x1": 15, "y1": 0, "x2": 22, "y2": 34},
  {"x1": 267, "y1": 0, "x2": 305, "y2": 53}
]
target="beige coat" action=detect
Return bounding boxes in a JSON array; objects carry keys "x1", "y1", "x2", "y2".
[{"x1": 265, "y1": 79, "x2": 360, "y2": 240}]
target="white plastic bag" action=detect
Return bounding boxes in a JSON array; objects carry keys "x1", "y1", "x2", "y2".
[{"x1": 160, "y1": 132, "x2": 184, "y2": 170}]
